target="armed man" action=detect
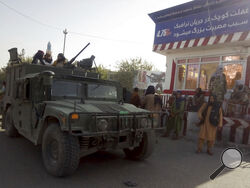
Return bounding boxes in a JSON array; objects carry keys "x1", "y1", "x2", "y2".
[{"x1": 52, "y1": 53, "x2": 67, "y2": 67}]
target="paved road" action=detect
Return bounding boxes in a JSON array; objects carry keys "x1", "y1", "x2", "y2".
[{"x1": 0, "y1": 131, "x2": 249, "y2": 188}]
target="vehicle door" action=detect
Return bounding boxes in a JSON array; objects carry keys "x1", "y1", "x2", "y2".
[{"x1": 12, "y1": 78, "x2": 33, "y2": 137}]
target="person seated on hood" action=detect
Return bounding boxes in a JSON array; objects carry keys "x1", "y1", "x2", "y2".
[
  {"x1": 52, "y1": 53, "x2": 67, "y2": 67},
  {"x1": 31, "y1": 50, "x2": 45, "y2": 65}
]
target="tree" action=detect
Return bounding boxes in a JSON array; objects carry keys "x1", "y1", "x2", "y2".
[
  {"x1": 20, "y1": 56, "x2": 32, "y2": 63},
  {"x1": 116, "y1": 58, "x2": 153, "y2": 91},
  {"x1": 117, "y1": 58, "x2": 153, "y2": 72},
  {"x1": 97, "y1": 65, "x2": 109, "y2": 80},
  {"x1": 0, "y1": 67, "x2": 6, "y2": 83},
  {"x1": 96, "y1": 65, "x2": 118, "y2": 80}
]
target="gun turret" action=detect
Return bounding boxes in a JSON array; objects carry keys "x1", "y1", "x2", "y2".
[
  {"x1": 77, "y1": 55, "x2": 95, "y2": 70},
  {"x1": 68, "y1": 42, "x2": 90, "y2": 64}
]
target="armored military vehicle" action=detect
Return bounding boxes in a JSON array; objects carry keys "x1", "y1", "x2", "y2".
[{"x1": 2, "y1": 51, "x2": 164, "y2": 177}]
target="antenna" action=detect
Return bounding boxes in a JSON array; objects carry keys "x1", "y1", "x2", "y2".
[{"x1": 63, "y1": 29, "x2": 68, "y2": 55}]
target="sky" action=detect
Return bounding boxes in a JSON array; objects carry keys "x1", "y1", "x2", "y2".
[{"x1": 0, "y1": 0, "x2": 190, "y2": 70}]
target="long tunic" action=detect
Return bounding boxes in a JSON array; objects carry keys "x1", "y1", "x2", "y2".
[
  {"x1": 198, "y1": 103, "x2": 223, "y2": 141},
  {"x1": 171, "y1": 99, "x2": 185, "y2": 134},
  {"x1": 142, "y1": 94, "x2": 162, "y2": 127},
  {"x1": 142, "y1": 94, "x2": 161, "y2": 111}
]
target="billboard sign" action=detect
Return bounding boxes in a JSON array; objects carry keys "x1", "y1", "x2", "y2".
[
  {"x1": 149, "y1": 0, "x2": 242, "y2": 23},
  {"x1": 133, "y1": 71, "x2": 166, "y2": 92},
  {"x1": 153, "y1": 1, "x2": 250, "y2": 45}
]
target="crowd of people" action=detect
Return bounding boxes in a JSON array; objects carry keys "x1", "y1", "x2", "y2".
[
  {"x1": 129, "y1": 86, "x2": 163, "y2": 114},
  {"x1": 128, "y1": 85, "x2": 224, "y2": 156},
  {"x1": 128, "y1": 65, "x2": 249, "y2": 156},
  {"x1": 31, "y1": 50, "x2": 68, "y2": 68},
  {"x1": 129, "y1": 85, "x2": 185, "y2": 140}
]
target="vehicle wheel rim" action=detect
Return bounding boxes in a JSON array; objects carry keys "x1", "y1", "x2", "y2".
[{"x1": 48, "y1": 140, "x2": 59, "y2": 163}]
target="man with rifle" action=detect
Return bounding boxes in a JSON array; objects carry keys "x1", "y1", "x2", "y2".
[
  {"x1": 52, "y1": 43, "x2": 90, "y2": 68},
  {"x1": 52, "y1": 53, "x2": 67, "y2": 67}
]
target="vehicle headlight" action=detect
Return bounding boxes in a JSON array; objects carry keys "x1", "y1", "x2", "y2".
[
  {"x1": 97, "y1": 119, "x2": 108, "y2": 131},
  {"x1": 140, "y1": 118, "x2": 148, "y2": 128}
]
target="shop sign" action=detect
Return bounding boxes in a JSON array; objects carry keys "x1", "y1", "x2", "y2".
[
  {"x1": 149, "y1": 0, "x2": 233, "y2": 23},
  {"x1": 154, "y1": 1, "x2": 250, "y2": 45}
]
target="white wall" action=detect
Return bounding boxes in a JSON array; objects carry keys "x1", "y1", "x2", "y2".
[{"x1": 165, "y1": 55, "x2": 174, "y2": 90}]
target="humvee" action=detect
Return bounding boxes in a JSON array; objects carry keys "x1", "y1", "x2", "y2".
[{"x1": 2, "y1": 62, "x2": 164, "y2": 177}]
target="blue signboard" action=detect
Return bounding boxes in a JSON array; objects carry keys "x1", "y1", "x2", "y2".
[
  {"x1": 153, "y1": 1, "x2": 250, "y2": 45},
  {"x1": 149, "y1": 0, "x2": 242, "y2": 23}
]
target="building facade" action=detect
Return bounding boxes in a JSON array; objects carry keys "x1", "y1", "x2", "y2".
[
  {"x1": 149, "y1": 0, "x2": 250, "y2": 95},
  {"x1": 149, "y1": 0, "x2": 250, "y2": 144}
]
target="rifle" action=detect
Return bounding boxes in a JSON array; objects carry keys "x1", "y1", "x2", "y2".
[{"x1": 68, "y1": 42, "x2": 90, "y2": 64}]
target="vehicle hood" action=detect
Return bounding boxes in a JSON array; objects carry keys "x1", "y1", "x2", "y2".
[{"x1": 45, "y1": 99, "x2": 148, "y2": 114}]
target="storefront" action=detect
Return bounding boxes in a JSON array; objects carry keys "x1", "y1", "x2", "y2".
[{"x1": 149, "y1": 0, "x2": 250, "y2": 144}]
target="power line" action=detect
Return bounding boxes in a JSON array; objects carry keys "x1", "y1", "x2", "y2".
[
  {"x1": 0, "y1": 0, "x2": 146, "y2": 45},
  {"x1": 0, "y1": 0, "x2": 62, "y2": 31}
]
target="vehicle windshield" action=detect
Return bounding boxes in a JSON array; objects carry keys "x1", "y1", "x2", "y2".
[
  {"x1": 87, "y1": 84, "x2": 117, "y2": 99},
  {"x1": 51, "y1": 80, "x2": 82, "y2": 98},
  {"x1": 51, "y1": 80, "x2": 118, "y2": 100}
]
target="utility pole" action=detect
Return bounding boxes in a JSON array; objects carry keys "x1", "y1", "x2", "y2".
[{"x1": 63, "y1": 29, "x2": 68, "y2": 55}]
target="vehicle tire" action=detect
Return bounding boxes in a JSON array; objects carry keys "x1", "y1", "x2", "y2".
[
  {"x1": 42, "y1": 124, "x2": 80, "y2": 177},
  {"x1": 4, "y1": 108, "x2": 19, "y2": 137},
  {"x1": 123, "y1": 130, "x2": 156, "y2": 161}
]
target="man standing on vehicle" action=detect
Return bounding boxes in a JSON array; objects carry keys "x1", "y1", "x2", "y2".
[
  {"x1": 52, "y1": 53, "x2": 67, "y2": 67},
  {"x1": 32, "y1": 50, "x2": 45, "y2": 65}
]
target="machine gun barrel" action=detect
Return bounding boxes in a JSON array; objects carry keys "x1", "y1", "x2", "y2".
[{"x1": 68, "y1": 42, "x2": 90, "y2": 64}]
